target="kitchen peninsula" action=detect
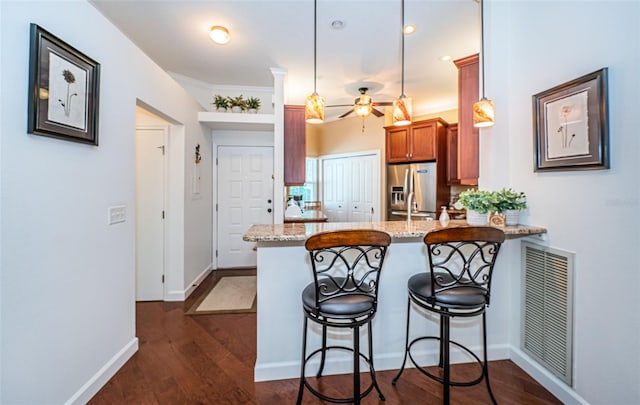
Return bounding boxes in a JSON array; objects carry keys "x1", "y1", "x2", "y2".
[{"x1": 243, "y1": 220, "x2": 546, "y2": 382}]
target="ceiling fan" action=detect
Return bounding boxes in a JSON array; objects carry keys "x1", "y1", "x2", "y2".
[{"x1": 327, "y1": 87, "x2": 393, "y2": 119}]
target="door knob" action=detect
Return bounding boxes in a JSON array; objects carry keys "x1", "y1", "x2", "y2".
[
  {"x1": 267, "y1": 199, "x2": 272, "y2": 204},
  {"x1": 267, "y1": 208, "x2": 272, "y2": 213}
]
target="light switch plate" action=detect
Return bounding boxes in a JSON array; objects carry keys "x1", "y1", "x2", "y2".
[{"x1": 108, "y1": 205, "x2": 126, "y2": 225}]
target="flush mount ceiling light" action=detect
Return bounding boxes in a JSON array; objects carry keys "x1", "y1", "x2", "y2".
[
  {"x1": 209, "y1": 25, "x2": 230, "y2": 44},
  {"x1": 393, "y1": 0, "x2": 412, "y2": 126},
  {"x1": 404, "y1": 24, "x2": 416, "y2": 35},
  {"x1": 473, "y1": 0, "x2": 495, "y2": 128},
  {"x1": 305, "y1": 0, "x2": 325, "y2": 124}
]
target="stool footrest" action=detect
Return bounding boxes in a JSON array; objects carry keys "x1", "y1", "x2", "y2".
[
  {"x1": 300, "y1": 345, "x2": 383, "y2": 403},
  {"x1": 406, "y1": 335, "x2": 486, "y2": 387}
]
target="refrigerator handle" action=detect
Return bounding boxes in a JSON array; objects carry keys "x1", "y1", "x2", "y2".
[{"x1": 403, "y1": 168, "x2": 410, "y2": 202}]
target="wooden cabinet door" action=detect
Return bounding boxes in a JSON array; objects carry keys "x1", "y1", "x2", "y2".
[
  {"x1": 453, "y1": 54, "x2": 479, "y2": 185},
  {"x1": 446, "y1": 124, "x2": 459, "y2": 184},
  {"x1": 386, "y1": 127, "x2": 410, "y2": 163},
  {"x1": 410, "y1": 122, "x2": 436, "y2": 161},
  {"x1": 284, "y1": 105, "x2": 306, "y2": 185}
]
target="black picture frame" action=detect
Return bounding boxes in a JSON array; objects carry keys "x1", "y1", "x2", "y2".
[
  {"x1": 27, "y1": 24, "x2": 100, "y2": 145},
  {"x1": 532, "y1": 68, "x2": 609, "y2": 172}
]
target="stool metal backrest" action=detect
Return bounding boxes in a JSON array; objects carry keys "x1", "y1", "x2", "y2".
[
  {"x1": 424, "y1": 226, "x2": 505, "y2": 310},
  {"x1": 305, "y1": 229, "x2": 391, "y2": 319}
]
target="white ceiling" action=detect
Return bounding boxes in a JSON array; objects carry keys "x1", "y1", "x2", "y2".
[{"x1": 90, "y1": 0, "x2": 480, "y2": 121}]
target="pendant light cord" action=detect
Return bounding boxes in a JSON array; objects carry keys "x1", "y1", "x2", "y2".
[
  {"x1": 400, "y1": 0, "x2": 405, "y2": 97},
  {"x1": 313, "y1": 0, "x2": 317, "y2": 94},
  {"x1": 480, "y1": 0, "x2": 485, "y2": 98}
]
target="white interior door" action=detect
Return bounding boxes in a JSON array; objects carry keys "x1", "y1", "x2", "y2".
[
  {"x1": 322, "y1": 158, "x2": 348, "y2": 222},
  {"x1": 135, "y1": 126, "x2": 166, "y2": 301},
  {"x1": 349, "y1": 154, "x2": 379, "y2": 222},
  {"x1": 322, "y1": 153, "x2": 380, "y2": 223},
  {"x1": 217, "y1": 146, "x2": 273, "y2": 268}
]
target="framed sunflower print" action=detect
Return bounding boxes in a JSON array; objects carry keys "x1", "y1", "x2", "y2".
[
  {"x1": 532, "y1": 68, "x2": 609, "y2": 172},
  {"x1": 27, "y1": 24, "x2": 100, "y2": 145}
]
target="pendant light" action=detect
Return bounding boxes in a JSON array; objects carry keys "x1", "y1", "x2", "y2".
[
  {"x1": 305, "y1": 0, "x2": 324, "y2": 124},
  {"x1": 393, "y1": 0, "x2": 412, "y2": 127},
  {"x1": 473, "y1": 0, "x2": 495, "y2": 128}
]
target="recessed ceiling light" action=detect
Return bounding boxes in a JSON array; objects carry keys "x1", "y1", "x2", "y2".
[
  {"x1": 404, "y1": 24, "x2": 416, "y2": 35},
  {"x1": 331, "y1": 20, "x2": 345, "y2": 29},
  {"x1": 440, "y1": 55, "x2": 452, "y2": 62},
  {"x1": 209, "y1": 25, "x2": 230, "y2": 44}
]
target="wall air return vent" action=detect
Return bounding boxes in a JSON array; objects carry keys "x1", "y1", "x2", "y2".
[{"x1": 521, "y1": 241, "x2": 574, "y2": 386}]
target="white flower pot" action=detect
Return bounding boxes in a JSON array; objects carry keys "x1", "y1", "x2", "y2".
[
  {"x1": 247, "y1": 108, "x2": 258, "y2": 114},
  {"x1": 231, "y1": 106, "x2": 242, "y2": 113},
  {"x1": 466, "y1": 209, "x2": 488, "y2": 225},
  {"x1": 216, "y1": 107, "x2": 227, "y2": 113},
  {"x1": 505, "y1": 209, "x2": 521, "y2": 226}
]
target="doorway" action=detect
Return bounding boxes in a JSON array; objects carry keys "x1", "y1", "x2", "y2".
[
  {"x1": 216, "y1": 146, "x2": 274, "y2": 268},
  {"x1": 135, "y1": 118, "x2": 168, "y2": 301}
]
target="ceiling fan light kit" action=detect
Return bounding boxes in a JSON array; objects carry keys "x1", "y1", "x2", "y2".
[
  {"x1": 473, "y1": 0, "x2": 495, "y2": 128},
  {"x1": 393, "y1": 0, "x2": 412, "y2": 127},
  {"x1": 305, "y1": 0, "x2": 325, "y2": 124}
]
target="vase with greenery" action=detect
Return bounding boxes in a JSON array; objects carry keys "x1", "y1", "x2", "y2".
[
  {"x1": 495, "y1": 188, "x2": 527, "y2": 225},
  {"x1": 458, "y1": 189, "x2": 497, "y2": 225},
  {"x1": 246, "y1": 97, "x2": 261, "y2": 113},
  {"x1": 213, "y1": 94, "x2": 228, "y2": 112},
  {"x1": 227, "y1": 95, "x2": 246, "y2": 113}
]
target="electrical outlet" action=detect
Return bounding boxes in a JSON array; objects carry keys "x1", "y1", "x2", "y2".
[{"x1": 108, "y1": 205, "x2": 126, "y2": 225}]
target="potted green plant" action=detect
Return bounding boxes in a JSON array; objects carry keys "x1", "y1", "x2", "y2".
[
  {"x1": 495, "y1": 188, "x2": 527, "y2": 225},
  {"x1": 246, "y1": 96, "x2": 261, "y2": 113},
  {"x1": 213, "y1": 94, "x2": 228, "y2": 112},
  {"x1": 457, "y1": 189, "x2": 497, "y2": 225},
  {"x1": 227, "y1": 95, "x2": 246, "y2": 113}
]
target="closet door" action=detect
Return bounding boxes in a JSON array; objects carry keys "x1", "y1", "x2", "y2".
[
  {"x1": 322, "y1": 158, "x2": 348, "y2": 222},
  {"x1": 349, "y1": 155, "x2": 379, "y2": 222},
  {"x1": 322, "y1": 154, "x2": 380, "y2": 223}
]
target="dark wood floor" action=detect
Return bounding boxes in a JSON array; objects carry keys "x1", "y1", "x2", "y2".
[{"x1": 90, "y1": 269, "x2": 561, "y2": 404}]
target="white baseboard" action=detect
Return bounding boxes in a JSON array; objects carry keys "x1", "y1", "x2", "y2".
[
  {"x1": 65, "y1": 338, "x2": 138, "y2": 405},
  {"x1": 254, "y1": 343, "x2": 510, "y2": 382},
  {"x1": 510, "y1": 348, "x2": 588, "y2": 405},
  {"x1": 165, "y1": 264, "x2": 213, "y2": 302}
]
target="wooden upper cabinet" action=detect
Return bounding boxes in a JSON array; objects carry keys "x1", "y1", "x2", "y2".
[
  {"x1": 410, "y1": 121, "x2": 437, "y2": 161},
  {"x1": 452, "y1": 54, "x2": 480, "y2": 185},
  {"x1": 385, "y1": 127, "x2": 410, "y2": 163},
  {"x1": 385, "y1": 118, "x2": 447, "y2": 163},
  {"x1": 284, "y1": 105, "x2": 306, "y2": 186},
  {"x1": 446, "y1": 124, "x2": 459, "y2": 184}
]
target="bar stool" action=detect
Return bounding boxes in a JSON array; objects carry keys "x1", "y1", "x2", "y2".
[
  {"x1": 296, "y1": 229, "x2": 391, "y2": 405},
  {"x1": 392, "y1": 226, "x2": 505, "y2": 404}
]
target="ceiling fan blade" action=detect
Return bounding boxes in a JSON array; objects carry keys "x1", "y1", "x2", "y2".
[
  {"x1": 326, "y1": 104, "x2": 354, "y2": 108},
  {"x1": 338, "y1": 110, "x2": 354, "y2": 118},
  {"x1": 371, "y1": 108, "x2": 384, "y2": 117},
  {"x1": 372, "y1": 101, "x2": 393, "y2": 106}
]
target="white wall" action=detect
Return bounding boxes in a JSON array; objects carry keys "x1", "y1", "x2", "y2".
[
  {"x1": 0, "y1": 1, "x2": 211, "y2": 403},
  {"x1": 483, "y1": 1, "x2": 640, "y2": 404}
]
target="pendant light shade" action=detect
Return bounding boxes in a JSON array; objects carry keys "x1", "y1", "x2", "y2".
[
  {"x1": 393, "y1": 0, "x2": 412, "y2": 127},
  {"x1": 305, "y1": 0, "x2": 324, "y2": 124},
  {"x1": 305, "y1": 93, "x2": 325, "y2": 124},
  {"x1": 473, "y1": 0, "x2": 495, "y2": 128},
  {"x1": 473, "y1": 98, "x2": 495, "y2": 127}
]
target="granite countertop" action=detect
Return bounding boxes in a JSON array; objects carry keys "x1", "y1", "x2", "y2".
[
  {"x1": 283, "y1": 210, "x2": 328, "y2": 223},
  {"x1": 243, "y1": 220, "x2": 547, "y2": 242}
]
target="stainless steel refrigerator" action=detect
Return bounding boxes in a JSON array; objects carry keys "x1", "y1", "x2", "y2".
[{"x1": 387, "y1": 162, "x2": 439, "y2": 220}]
